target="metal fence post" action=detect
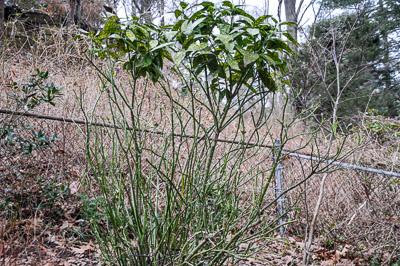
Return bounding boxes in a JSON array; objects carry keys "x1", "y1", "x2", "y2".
[{"x1": 274, "y1": 139, "x2": 286, "y2": 236}]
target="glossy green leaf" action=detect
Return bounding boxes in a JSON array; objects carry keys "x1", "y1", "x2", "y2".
[
  {"x1": 175, "y1": 9, "x2": 183, "y2": 18},
  {"x1": 222, "y1": 1, "x2": 234, "y2": 8},
  {"x1": 179, "y1": 2, "x2": 188, "y2": 9},
  {"x1": 257, "y1": 67, "x2": 277, "y2": 91},
  {"x1": 216, "y1": 34, "x2": 234, "y2": 51},
  {"x1": 241, "y1": 49, "x2": 259, "y2": 66},
  {"x1": 246, "y1": 28, "x2": 259, "y2": 36},
  {"x1": 187, "y1": 42, "x2": 208, "y2": 52},
  {"x1": 165, "y1": 31, "x2": 177, "y2": 41},
  {"x1": 280, "y1": 21, "x2": 297, "y2": 27},
  {"x1": 283, "y1": 32, "x2": 298, "y2": 45},
  {"x1": 183, "y1": 17, "x2": 207, "y2": 35},
  {"x1": 150, "y1": 42, "x2": 174, "y2": 52},
  {"x1": 227, "y1": 59, "x2": 240, "y2": 71},
  {"x1": 173, "y1": 50, "x2": 186, "y2": 65},
  {"x1": 149, "y1": 40, "x2": 158, "y2": 49}
]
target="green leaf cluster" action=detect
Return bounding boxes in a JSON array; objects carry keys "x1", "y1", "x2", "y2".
[
  {"x1": 1, "y1": 126, "x2": 58, "y2": 154},
  {"x1": 1, "y1": 69, "x2": 62, "y2": 155},
  {"x1": 12, "y1": 69, "x2": 62, "y2": 110},
  {"x1": 91, "y1": 2, "x2": 294, "y2": 97},
  {"x1": 170, "y1": 1, "x2": 293, "y2": 96},
  {"x1": 92, "y1": 16, "x2": 170, "y2": 82}
]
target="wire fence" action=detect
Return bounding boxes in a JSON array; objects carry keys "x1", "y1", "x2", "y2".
[{"x1": 1, "y1": 108, "x2": 399, "y2": 179}]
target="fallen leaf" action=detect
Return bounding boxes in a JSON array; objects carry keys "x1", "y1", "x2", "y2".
[
  {"x1": 60, "y1": 220, "x2": 71, "y2": 230},
  {"x1": 69, "y1": 181, "x2": 80, "y2": 194},
  {"x1": 71, "y1": 241, "x2": 94, "y2": 254}
]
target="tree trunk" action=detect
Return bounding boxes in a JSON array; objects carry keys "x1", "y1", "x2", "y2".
[
  {"x1": 284, "y1": 0, "x2": 297, "y2": 41},
  {"x1": 159, "y1": 0, "x2": 165, "y2": 26},
  {"x1": 68, "y1": 0, "x2": 81, "y2": 26},
  {"x1": 379, "y1": 0, "x2": 391, "y2": 90},
  {"x1": 140, "y1": 0, "x2": 152, "y2": 23},
  {"x1": 132, "y1": 0, "x2": 153, "y2": 23},
  {"x1": 0, "y1": 0, "x2": 4, "y2": 38},
  {"x1": 131, "y1": 0, "x2": 136, "y2": 16}
]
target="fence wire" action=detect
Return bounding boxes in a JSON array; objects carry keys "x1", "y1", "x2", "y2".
[{"x1": 1, "y1": 109, "x2": 399, "y2": 179}]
